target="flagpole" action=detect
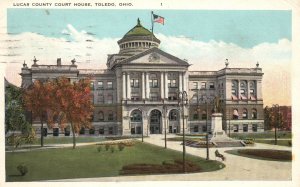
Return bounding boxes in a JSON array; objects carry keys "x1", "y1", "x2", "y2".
[
  {"x1": 151, "y1": 11, "x2": 154, "y2": 46},
  {"x1": 151, "y1": 11, "x2": 154, "y2": 34}
]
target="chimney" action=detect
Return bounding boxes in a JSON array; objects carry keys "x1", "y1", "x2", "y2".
[{"x1": 57, "y1": 58, "x2": 61, "y2": 66}]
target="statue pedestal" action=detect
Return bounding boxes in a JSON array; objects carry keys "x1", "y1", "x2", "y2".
[{"x1": 210, "y1": 113, "x2": 231, "y2": 141}]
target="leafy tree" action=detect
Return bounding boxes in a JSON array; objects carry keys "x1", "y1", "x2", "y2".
[
  {"x1": 264, "y1": 106, "x2": 284, "y2": 130},
  {"x1": 23, "y1": 80, "x2": 54, "y2": 147},
  {"x1": 52, "y1": 77, "x2": 94, "y2": 149}
]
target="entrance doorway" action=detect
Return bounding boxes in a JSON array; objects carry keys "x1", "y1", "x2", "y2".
[{"x1": 150, "y1": 109, "x2": 161, "y2": 134}]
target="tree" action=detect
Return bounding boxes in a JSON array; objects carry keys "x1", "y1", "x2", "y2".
[
  {"x1": 264, "y1": 106, "x2": 284, "y2": 130},
  {"x1": 23, "y1": 80, "x2": 54, "y2": 147},
  {"x1": 5, "y1": 84, "x2": 29, "y2": 135},
  {"x1": 5, "y1": 83, "x2": 33, "y2": 148},
  {"x1": 52, "y1": 77, "x2": 93, "y2": 149}
]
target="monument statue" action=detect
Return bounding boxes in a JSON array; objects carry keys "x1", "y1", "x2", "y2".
[{"x1": 213, "y1": 96, "x2": 221, "y2": 113}]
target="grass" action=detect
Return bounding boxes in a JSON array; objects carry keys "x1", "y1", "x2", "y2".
[
  {"x1": 254, "y1": 139, "x2": 292, "y2": 147},
  {"x1": 230, "y1": 131, "x2": 292, "y2": 140},
  {"x1": 6, "y1": 141, "x2": 224, "y2": 181},
  {"x1": 225, "y1": 149, "x2": 292, "y2": 162},
  {"x1": 30, "y1": 136, "x2": 107, "y2": 144}
]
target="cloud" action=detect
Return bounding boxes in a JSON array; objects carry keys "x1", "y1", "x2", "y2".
[{"x1": 0, "y1": 24, "x2": 291, "y2": 106}]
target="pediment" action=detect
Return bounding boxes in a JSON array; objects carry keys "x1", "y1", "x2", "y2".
[{"x1": 120, "y1": 47, "x2": 190, "y2": 66}]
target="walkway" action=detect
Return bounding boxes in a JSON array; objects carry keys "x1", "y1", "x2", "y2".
[{"x1": 48, "y1": 134, "x2": 292, "y2": 181}]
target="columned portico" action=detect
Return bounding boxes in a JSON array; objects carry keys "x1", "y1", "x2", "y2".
[
  {"x1": 122, "y1": 72, "x2": 126, "y2": 100},
  {"x1": 142, "y1": 72, "x2": 145, "y2": 99},
  {"x1": 127, "y1": 73, "x2": 131, "y2": 100},
  {"x1": 160, "y1": 72, "x2": 164, "y2": 99},
  {"x1": 164, "y1": 72, "x2": 168, "y2": 99},
  {"x1": 145, "y1": 72, "x2": 150, "y2": 99},
  {"x1": 179, "y1": 72, "x2": 183, "y2": 92}
]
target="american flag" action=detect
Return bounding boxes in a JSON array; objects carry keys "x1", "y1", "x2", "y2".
[{"x1": 153, "y1": 14, "x2": 165, "y2": 25}]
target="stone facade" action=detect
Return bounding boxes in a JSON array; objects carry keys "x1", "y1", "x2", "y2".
[{"x1": 20, "y1": 19, "x2": 264, "y2": 136}]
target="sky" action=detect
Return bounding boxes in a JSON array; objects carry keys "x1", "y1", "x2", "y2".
[{"x1": 1, "y1": 9, "x2": 292, "y2": 106}]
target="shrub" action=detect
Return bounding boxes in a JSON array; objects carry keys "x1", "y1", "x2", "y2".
[
  {"x1": 105, "y1": 144, "x2": 110, "y2": 151},
  {"x1": 17, "y1": 164, "x2": 28, "y2": 176},
  {"x1": 118, "y1": 144, "x2": 125, "y2": 151},
  {"x1": 97, "y1": 146, "x2": 102, "y2": 152},
  {"x1": 110, "y1": 146, "x2": 115, "y2": 153}
]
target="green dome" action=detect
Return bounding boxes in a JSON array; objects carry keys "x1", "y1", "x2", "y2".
[
  {"x1": 118, "y1": 18, "x2": 160, "y2": 44},
  {"x1": 124, "y1": 18, "x2": 153, "y2": 37}
]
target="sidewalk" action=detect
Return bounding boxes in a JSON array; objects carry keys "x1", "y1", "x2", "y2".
[{"x1": 48, "y1": 134, "x2": 292, "y2": 181}]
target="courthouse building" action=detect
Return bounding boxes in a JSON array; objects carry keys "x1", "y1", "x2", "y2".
[{"x1": 20, "y1": 19, "x2": 264, "y2": 136}]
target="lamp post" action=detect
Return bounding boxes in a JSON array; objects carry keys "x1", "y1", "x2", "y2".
[
  {"x1": 137, "y1": 108, "x2": 144, "y2": 142},
  {"x1": 200, "y1": 95, "x2": 209, "y2": 160},
  {"x1": 178, "y1": 91, "x2": 188, "y2": 173},
  {"x1": 163, "y1": 105, "x2": 168, "y2": 149},
  {"x1": 272, "y1": 104, "x2": 280, "y2": 145}
]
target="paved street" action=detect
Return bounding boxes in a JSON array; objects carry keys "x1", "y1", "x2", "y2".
[{"x1": 48, "y1": 134, "x2": 292, "y2": 181}]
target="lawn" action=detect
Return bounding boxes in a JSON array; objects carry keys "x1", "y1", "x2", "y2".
[
  {"x1": 6, "y1": 141, "x2": 224, "y2": 181},
  {"x1": 254, "y1": 139, "x2": 292, "y2": 147},
  {"x1": 225, "y1": 149, "x2": 291, "y2": 162},
  {"x1": 30, "y1": 136, "x2": 107, "y2": 144},
  {"x1": 230, "y1": 131, "x2": 291, "y2": 139}
]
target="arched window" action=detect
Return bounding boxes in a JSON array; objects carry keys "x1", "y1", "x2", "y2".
[
  {"x1": 193, "y1": 110, "x2": 199, "y2": 120},
  {"x1": 233, "y1": 109, "x2": 239, "y2": 119},
  {"x1": 131, "y1": 110, "x2": 142, "y2": 122},
  {"x1": 98, "y1": 111, "x2": 104, "y2": 121},
  {"x1": 252, "y1": 109, "x2": 257, "y2": 119},
  {"x1": 242, "y1": 108, "x2": 248, "y2": 119},
  {"x1": 150, "y1": 110, "x2": 161, "y2": 123},
  {"x1": 169, "y1": 110, "x2": 178, "y2": 121}
]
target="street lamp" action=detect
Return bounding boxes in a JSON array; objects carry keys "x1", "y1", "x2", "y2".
[
  {"x1": 200, "y1": 95, "x2": 210, "y2": 160},
  {"x1": 163, "y1": 105, "x2": 168, "y2": 149},
  {"x1": 272, "y1": 104, "x2": 280, "y2": 145},
  {"x1": 178, "y1": 91, "x2": 188, "y2": 173},
  {"x1": 137, "y1": 108, "x2": 144, "y2": 142}
]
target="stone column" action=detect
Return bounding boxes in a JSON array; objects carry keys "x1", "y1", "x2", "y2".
[
  {"x1": 164, "y1": 72, "x2": 168, "y2": 99},
  {"x1": 122, "y1": 72, "x2": 126, "y2": 100},
  {"x1": 142, "y1": 72, "x2": 145, "y2": 100},
  {"x1": 146, "y1": 72, "x2": 150, "y2": 99},
  {"x1": 179, "y1": 72, "x2": 183, "y2": 92},
  {"x1": 127, "y1": 73, "x2": 131, "y2": 100},
  {"x1": 160, "y1": 72, "x2": 164, "y2": 99},
  {"x1": 182, "y1": 72, "x2": 188, "y2": 91}
]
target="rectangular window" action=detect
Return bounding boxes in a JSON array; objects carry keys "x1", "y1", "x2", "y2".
[
  {"x1": 168, "y1": 79, "x2": 177, "y2": 88},
  {"x1": 194, "y1": 125, "x2": 199, "y2": 132},
  {"x1": 90, "y1": 82, "x2": 94, "y2": 90},
  {"x1": 99, "y1": 128, "x2": 104, "y2": 135},
  {"x1": 202, "y1": 125, "x2": 207, "y2": 132},
  {"x1": 108, "y1": 113, "x2": 114, "y2": 121},
  {"x1": 106, "y1": 94, "x2": 113, "y2": 104},
  {"x1": 233, "y1": 125, "x2": 239, "y2": 132},
  {"x1": 97, "y1": 94, "x2": 104, "y2": 103},
  {"x1": 150, "y1": 79, "x2": 158, "y2": 88},
  {"x1": 97, "y1": 81, "x2": 103, "y2": 89},
  {"x1": 209, "y1": 82, "x2": 215, "y2": 89},
  {"x1": 240, "y1": 89, "x2": 245, "y2": 95},
  {"x1": 150, "y1": 93, "x2": 159, "y2": 101},
  {"x1": 131, "y1": 79, "x2": 139, "y2": 88},
  {"x1": 243, "y1": 124, "x2": 248, "y2": 132},
  {"x1": 252, "y1": 124, "x2": 258, "y2": 132},
  {"x1": 250, "y1": 89, "x2": 254, "y2": 94},
  {"x1": 108, "y1": 127, "x2": 113, "y2": 135},
  {"x1": 193, "y1": 82, "x2": 198, "y2": 89},
  {"x1": 232, "y1": 89, "x2": 237, "y2": 95},
  {"x1": 201, "y1": 82, "x2": 206, "y2": 89},
  {"x1": 107, "y1": 81, "x2": 113, "y2": 89}
]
